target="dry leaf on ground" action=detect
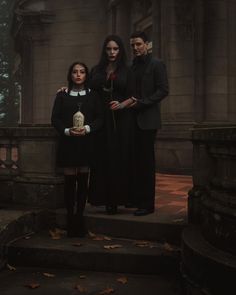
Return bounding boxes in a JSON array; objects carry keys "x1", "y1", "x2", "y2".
[
  {"x1": 6, "y1": 263, "x2": 16, "y2": 271},
  {"x1": 163, "y1": 242, "x2": 174, "y2": 252},
  {"x1": 117, "y1": 276, "x2": 128, "y2": 284},
  {"x1": 99, "y1": 287, "x2": 115, "y2": 294},
  {"x1": 49, "y1": 229, "x2": 61, "y2": 240},
  {"x1": 24, "y1": 282, "x2": 40, "y2": 289},
  {"x1": 43, "y1": 272, "x2": 55, "y2": 278},
  {"x1": 103, "y1": 236, "x2": 112, "y2": 241},
  {"x1": 134, "y1": 241, "x2": 151, "y2": 247},
  {"x1": 92, "y1": 235, "x2": 112, "y2": 241},
  {"x1": 103, "y1": 244, "x2": 123, "y2": 250},
  {"x1": 74, "y1": 284, "x2": 87, "y2": 292},
  {"x1": 88, "y1": 231, "x2": 96, "y2": 238}
]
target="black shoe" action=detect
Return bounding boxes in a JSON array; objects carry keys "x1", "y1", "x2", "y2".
[
  {"x1": 106, "y1": 205, "x2": 118, "y2": 215},
  {"x1": 134, "y1": 208, "x2": 154, "y2": 216}
]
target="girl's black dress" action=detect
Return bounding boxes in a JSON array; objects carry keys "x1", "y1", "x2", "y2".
[
  {"x1": 51, "y1": 89, "x2": 103, "y2": 167},
  {"x1": 88, "y1": 66, "x2": 135, "y2": 206}
]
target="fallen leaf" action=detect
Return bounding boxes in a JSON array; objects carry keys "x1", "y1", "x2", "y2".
[
  {"x1": 43, "y1": 272, "x2": 55, "y2": 278},
  {"x1": 6, "y1": 264, "x2": 16, "y2": 271},
  {"x1": 79, "y1": 275, "x2": 86, "y2": 279},
  {"x1": 99, "y1": 287, "x2": 115, "y2": 294},
  {"x1": 117, "y1": 276, "x2": 128, "y2": 284},
  {"x1": 88, "y1": 231, "x2": 96, "y2": 238},
  {"x1": 134, "y1": 240, "x2": 150, "y2": 247},
  {"x1": 93, "y1": 236, "x2": 105, "y2": 241},
  {"x1": 49, "y1": 229, "x2": 61, "y2": 240},
  {"x1": 92, "y1": 235, "x2": 112, "y2": 241},
  {"x1": 103, "y1": 244, "x2": 123, "y2": 250},
  {"x1": 103, "y1": 236, "x2": 112, "y2": 241},
  {"x1": 24, "y1": 282, "x2": 40, "y2": 289},
  {"x1": 74, "y1": 284, "x2": 87, "y2": 292},
  {"x1": 72, "y1": 242, "x2": 82, "y2": 247},
  {"x1": 163, "y1": 242, "x2": 174, "y2": 252}
]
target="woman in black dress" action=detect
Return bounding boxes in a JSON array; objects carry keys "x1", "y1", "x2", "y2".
[
  {"x1": 88, "y1": 35, "x2": 136, "y2": 214},
  {"x1": 51, "y1": 61, "x2": 103, "y2": 237}
]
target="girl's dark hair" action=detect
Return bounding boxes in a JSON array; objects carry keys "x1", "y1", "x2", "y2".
[
  {"x1": 97, "y1": 35, "x2": 127, "y2": 70},
  {"x1": 67, "y1": 61, "x2": 89, "y2": 91}
]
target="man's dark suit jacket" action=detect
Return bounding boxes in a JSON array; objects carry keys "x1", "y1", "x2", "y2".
[{"x1": 132, "y1": 54, "x2": 169, "y2": 130}]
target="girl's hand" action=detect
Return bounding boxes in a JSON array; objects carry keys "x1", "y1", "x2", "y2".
[{"x1": 70, "y1": 127, "x2": 86, "y2": 136}]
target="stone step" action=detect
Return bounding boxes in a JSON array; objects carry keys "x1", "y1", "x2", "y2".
[
  {"x1": 181, "y1": 226, "x2": 236, "y2": 294},
  {"x1": 54, "y1": 205, "x2": 186, "y2": 245},
  {"x1": 7, "y1": 231, "x2": 180, "y2": 275},
  {"x1": 0, "y1": 266, "x2": 183, "y2": 295}
]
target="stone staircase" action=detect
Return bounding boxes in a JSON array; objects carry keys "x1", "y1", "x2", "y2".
[{"x1": 0, "y1": 207, "x2": 186, "y2": 295}]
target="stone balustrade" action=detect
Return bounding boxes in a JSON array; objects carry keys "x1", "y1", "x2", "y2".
[
  {"x1": 0, "y1": 126, "x2": 64, "y2": 208},
  {"x1": 182, "y1": 126, "x2": 236, "y2": 294}
]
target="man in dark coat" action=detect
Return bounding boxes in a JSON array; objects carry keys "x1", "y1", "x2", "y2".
[{"x1": 129, "y1": 31, "x2": 169, "y2": 216}]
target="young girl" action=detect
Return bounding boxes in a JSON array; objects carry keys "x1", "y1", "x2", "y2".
[{"x1": 51, "y1": 62, "x2": 103, "y2": 237}]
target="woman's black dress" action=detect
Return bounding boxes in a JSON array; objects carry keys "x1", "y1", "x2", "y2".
[
  {"x1": 88, "y1": 66, "x2": 135, "y2": 206},
  {"x1": 51, "y1": 89, "x2": 103, "y2": 167}
]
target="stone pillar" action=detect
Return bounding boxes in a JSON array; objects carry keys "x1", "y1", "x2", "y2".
[{"x1": 204, "y1": 0, "x2": 229, "y2": 123}]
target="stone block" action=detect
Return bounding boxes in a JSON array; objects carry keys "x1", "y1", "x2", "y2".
[{"x1": 13, "y1": 176, "x2": 64, "y2": 209}]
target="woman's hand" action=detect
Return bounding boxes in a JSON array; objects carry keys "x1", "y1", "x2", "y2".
[
  {"x1": 57, "y1": 86, "x2": 68, "y2": 93},
  {"x1": 69, "y1": 127, "x2": 86, "y2": 136},
  {"x1": 109, "y1": 100, "x2": 122, "y2": 110},
  {"x1": 109, "y1": 97, "x2": 137, "y2": 110}
]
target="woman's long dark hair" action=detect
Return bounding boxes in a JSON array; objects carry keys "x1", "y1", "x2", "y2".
[
  {"x1": 96, "y1": 35, "x2": 127, "y2": 71},
  {"x1": 67, "y1": 61, "x2": 89, "y2": 92}
]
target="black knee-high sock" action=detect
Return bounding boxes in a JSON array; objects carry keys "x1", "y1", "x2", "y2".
[
  {"x1": 76, "y1": 172, "x2": 89, "y2": 236},
  {"x1": 76, "y1": 172, "x2": 89, "y2": 216},
  {"x1": 64, "y1": 175, "x2": 77, "y2": 235}
]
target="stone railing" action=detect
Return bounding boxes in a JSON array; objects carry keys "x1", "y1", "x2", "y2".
[
  {"x1": 190, "y1": 126, "x2": 236, "y2": 255},
  {"x1": 182, "y1": 126, "x2": 236, "y2": 294},
  {"x1": 0, "y1": 126, "x2": 64, "y2": 208}
]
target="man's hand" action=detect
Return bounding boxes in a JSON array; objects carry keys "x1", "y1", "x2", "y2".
[
  {"x1": 127, "y1": 97, "x2": 137, "y2": 108},
  {"x1": 69, "y1": 127, "x2": 86, "y2": 136}
]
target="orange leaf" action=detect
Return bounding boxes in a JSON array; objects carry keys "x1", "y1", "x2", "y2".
[
  {"x1": 117, "y1": 276, "x2": 128, "y2": 284},
  {"x1": 88, "y1": 231, "x2": 96, "y2": 238},
  {"x1": 24, "y1": 282, "x2": 40, "y2": 289},
  {"x1": 134, "y1": 240, "x2": 150, "y2": 247},
  {"x1": 103, "y1": 236, "x2": 112, "y2": 241},
  {"x1": 43, "y1": 272, "x2": 55, "y2": 278},
  {"x1": 163, "y1": 242, "x2": 174, "y2": 252},
  {"x1": 6, "y1": 263, "x2": 16, "y2": 271},
  {"x1": 72, "y1": 242, "x2": 82, "y2": 247},
  {"x1": 49, "y1": 229, "x2": 61, "y2": 240},
  {"x1": 93, "y1": 236, "x2": 105, "y2": 241},
  {"x1": 103, "y1": 244, "x2": 122, "y2": 250},
  {"x1": 93, "y1": 235, "x2": 112, "y2": 241},
  {"x1": 74, "y1": 284, "x2": 87, "y2": 292},
  {"x1": 99, "y1": 287, "x2": 115, "y2": 294}
]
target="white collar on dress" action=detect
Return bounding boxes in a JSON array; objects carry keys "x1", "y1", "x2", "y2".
[{"x1": 69, "y1": 89, "x2": 91, "y2": 96}]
